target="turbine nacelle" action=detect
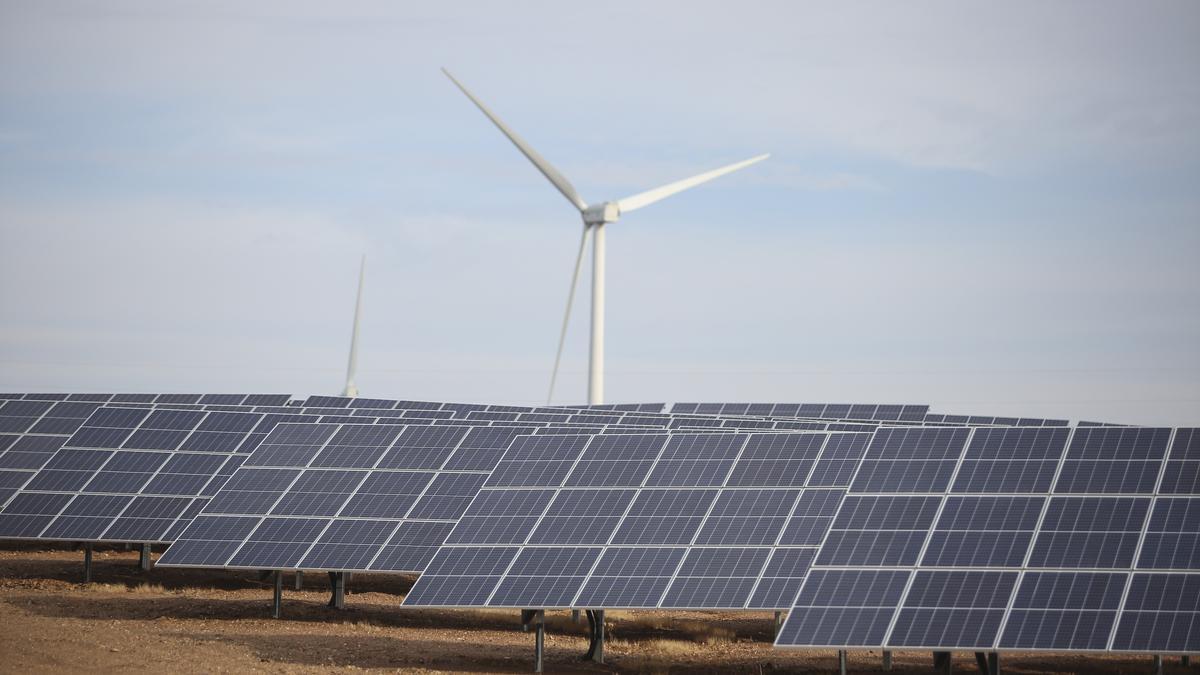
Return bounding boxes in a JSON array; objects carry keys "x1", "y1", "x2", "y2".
[{"x1": 582, "y1": 202, "x2": 620, "y2": 226}]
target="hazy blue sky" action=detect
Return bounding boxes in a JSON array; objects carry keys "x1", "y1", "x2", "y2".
[{"x1": 1, "y1": 1, "x2": 1197, "y2": 424}]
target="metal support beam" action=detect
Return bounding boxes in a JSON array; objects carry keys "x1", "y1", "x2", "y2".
[
  {"x1": 294, "y1": 571, "x2": 303, "y2": 590},
  {"x1": 138, "y1": 543, "x2": 152, "y2": 571},
  {"x1": 572, "y1": 609, "x2": 580, "y2": 623},
  {"x1": 328, "y1": 571, "x2": 346, "y2": 609},
  {"x1": 83, "y1": 543, "x2": 93, "y2": 583},
  {"x1": 583, "y1": 610, "x2": 606, "y2": 662},
  {"x1": 989, "y1": 652, "x2": 999, "y2": 675},
  {"x1": 533, "y1": 610, "x2": 545, "y2": 673},
  {"x1": 837, "y1": 650, "x2": 847, "y2": 675},
  {"x1": 271, "y1": 570, "x2": 283, "y2": 619},
  {"x1": 1183, "y1": 655, "x2": 1190, "y2": 667},
  {"x1": 1154, "y1": 655, "x2": 1163, "y2": 675},
  {"x1": 774, "y1": 611, "x2": 783, "y2": 639},
  {"x1": 883, "y1": 650, "x2": 892, "y2": 670},
  {"x1": 934, "y1": 651, "x2": 952, "y2": 674}
]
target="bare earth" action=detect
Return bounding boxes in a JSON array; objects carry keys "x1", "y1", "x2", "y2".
[{"x1": 0, "y1": 546, "x2": 1184, "y2": 674}]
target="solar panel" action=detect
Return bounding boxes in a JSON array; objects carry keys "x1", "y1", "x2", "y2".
[
  {"x1": 401, "y1": 430, "x2": 872, "y2": 610},
  {"x1": 157, "y1": 421, "x2": 536, "y2": 572},
  {"x1": 775, "y1": 425, "x2": 1197, "y2": 653}
]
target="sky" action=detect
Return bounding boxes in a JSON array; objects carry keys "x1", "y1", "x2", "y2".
[{"x1": 1, "y1": 1, "x2": 1198, "y2": 425}]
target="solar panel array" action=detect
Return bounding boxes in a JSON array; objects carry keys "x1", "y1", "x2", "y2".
[
  {"x1": 401, "y1": 430, "x2": 871, "y2": 609},
  {"x1": 157, "y1": 422, "x2": 537, "y2": 572},
  {"x1": 774, "y1": 425, "x2": 1200, "y2": 654}
]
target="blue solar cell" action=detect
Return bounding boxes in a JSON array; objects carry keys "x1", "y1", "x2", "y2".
[
  {"x1": 1055, "y1": 460, "x2": 1162, "y2": 493},
  {"x1": 644, "y1": 459, "x2": 734, "y2": 486},
  {"x1": 486, "y1": 460, "x2": 577, "y2": 487},
  {"x1": 197, "y1": 412, "x2": 261, "y2": 433},
  {"x1": 0, "y1": 514, "x2": 54, "y2": 537},
  {"x1": 446, "y1": 516, "x2": 541, "y2": 544},
  {"x1": 177, "y1": 431, "x2": 245, "y2": 453},
  {"x1": 498, "y1": 435, "x2": 590, "y2": 461},
  {"x1": 504, "y1": 547, "x2": 602, "y2": 576},
  {"x1": 461, "y1": 489, "x2": 554, "y2": 517},
  {"x1": 424, "y1": 546, "x2": 517, "y2": 575},
  {"x1": 727, "y1": 458, "x2": 815, "y2": 487},
  {"x1": 103, "y1": 450, "x2": 170, "y2": 472},
  {"x1": 29, "y1": 418, "x2": 85, "y2": 435},
  {"x1": 42, "y1": 516, "x2": 118, "y2": 539},
  {"x1": 936, "y1": 496, "x2": 1044, "y2": 530},
  {"x1": 1000, "y1": 610, "x2": 1116, "y2": 650},
  {"x1": 565, "y1": 460, "x2": 655, "y2": 486},
  {"x1": 952, "y1": 460, "x2": 1060, "y2": 493},
  {"x1": 1068, "y1": 427, "x2": 1171, "y2": 460},
  {"x1": 489, "y1": 575, "x2": 586, "y2": 607},
  {"x1": 922, "y1": 531, "x2": 1033, "y2": 567},
  {"x1": 405, "y1": 575, "x2": 504, "y2": 605},
  {"x1": 141, "y1": 409, "x2": 206, "y2": 431},
  {"x1": 658, "y1": 434, "x2": 745, "y2": 460},
  {"x1": 662, "y1": 577, "x2": 757, "y2": 608},
  {"x1": 24, "y1": 470, "x2": 94, "y2": 492},
  {"x1": 160, "y1": 453, "x2": 228, "y2": 474},
  {"x1": 833, "y1": 496, "x2": 941, "y2": 530},
  {"x1": 576, "y1": 434, "x2": 666, "y2": 460},
  {"x1": 778, "y1": 607, "x2": 896, "y2": 647},
  {"x1": 83, "y1": 471, "x2": 154, "y2": 494},
  {"x1": 748, "y1": 576, "x2": 806, "y2": 609},
  {"x1": 966, "y1": 427, "x2": 1069, "y2": 459},
  {"x1": 796, "y1": 569, "x2": 910, "y2": 606},
  {"x1": 575, "y1": 576, "x2": 672, "y2": 607},
  {"x1": 867, "y1": 427, "x2": 969, "y2": 460},
  {"x1": 676, "y1": 547, "x2": 770, "y2": 576},
  {"x1": 889, "y1": 609, "x2": 1005, "y2": 649},
  {"x1": 227, "y1": 541, "x2": 316, "y2": 568},
  {"x1": 45, "y1": 448, "x2": 112, "y2": 471},
  {"x1": 851, "y1": 459, "x2": 957, "y2": 492},
  {"x1": 817, "y1": 530, "x2": 928, "y2": 566},
  {"x1": 10, "y1": 435, "x2": 67, "y2": 454},
  {"x1": 625, "y1": 489, "x2": 717, "y2": 517}
]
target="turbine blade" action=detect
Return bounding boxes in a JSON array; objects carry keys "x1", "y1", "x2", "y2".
[
  {"x1": 343, "y1": 254, "x2": 366, "y2": 398},
  {"x1": 615, "y1": 153, "x2": 769, "y2": 214},
  {"x1": 442, "y1": 68, "x2": 588, "y2": 211},
  {"x1": 547, "y1": 225, "x2": 591, "y2": 404}
]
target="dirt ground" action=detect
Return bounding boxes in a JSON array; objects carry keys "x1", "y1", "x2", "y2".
[{"x1": 0, "y1": 545, "x2": 1188, "y2": 674}]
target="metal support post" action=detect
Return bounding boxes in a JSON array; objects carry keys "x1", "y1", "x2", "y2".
[
  {"x1": 774, "y1": 611, "x2": 783, "y2": 639},
  {"x1": 883, "y1": 650, "x2": 892, "y2": 670},
  {"x1": 533, "y1": 610, "x2": 545, "y2": 673},
  {"x1": 989, "y1": 652, "x2": 999, "y2": 675},
  {"x1": 1154, "y1": 655, "x2": 1163, "y2": 675},
  {"x1": 975, "y1": 652, "x2": 989, "y2": 673},
  {"x1": 1183, "y1": 655, "x2": 1190, "y2": 666},
  {"x1": 838, "y1": 649, "x2": 847, "y2": 675},
  {"x1": 328, "y1": 571, "x2": 346, "y2": 609},
  {"x1": 572, "y1": 609, "x2": 580, "y2": 623},
  {"x1": 272, "y1": 570, "x2": 283, "y2": 619},
  {"x1": 83, "y1": 543, "x2": 93, "y2": 583},
  {"x1": 294, "y1": 571, "x2": 303, "y2": 590},
  {"x1": 593, "y1": 609, "x2": 605, "y2": 663},
  {"x1": 934, "y1": 651, "x2": 952, "y2": 674},
  {"x1": 139, "y1": 543, "x2": 152, "y2": 571}
]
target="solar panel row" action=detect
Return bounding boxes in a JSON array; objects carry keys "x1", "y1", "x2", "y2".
[{"x1": 775, "y1": 426, "x2": 1200, "y2": 654}]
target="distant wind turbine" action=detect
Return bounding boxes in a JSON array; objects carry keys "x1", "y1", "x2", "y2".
[
  {"x1": 343, "y1": 255, "x2": 366, "y2": 397},
  {"x1": 442, "y1": 68, "x2": 767, "y2": 405}
]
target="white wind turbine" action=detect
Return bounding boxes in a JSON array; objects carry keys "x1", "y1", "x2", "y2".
[
  {"x1": 342, "y1": 255, "x2": 366, "y2": 397},
  {"x1": 443, "y1": 69, "x2": 767, "y2": 405}
]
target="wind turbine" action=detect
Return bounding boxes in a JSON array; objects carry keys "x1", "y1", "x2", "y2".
[
  {"x1": 342, "y1": 255, "x2": 366, "y2": 397},
  {"x1": 442, "y1": 69, "x2": 767, "y2": 405}
]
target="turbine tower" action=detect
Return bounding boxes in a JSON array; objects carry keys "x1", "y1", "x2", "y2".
[
  {"x1": 443, "y1": 69, "x2": 767, "y2": 405},
  {"x1": 343, "y1": 255, "x2": 366, "y2": 398}
]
